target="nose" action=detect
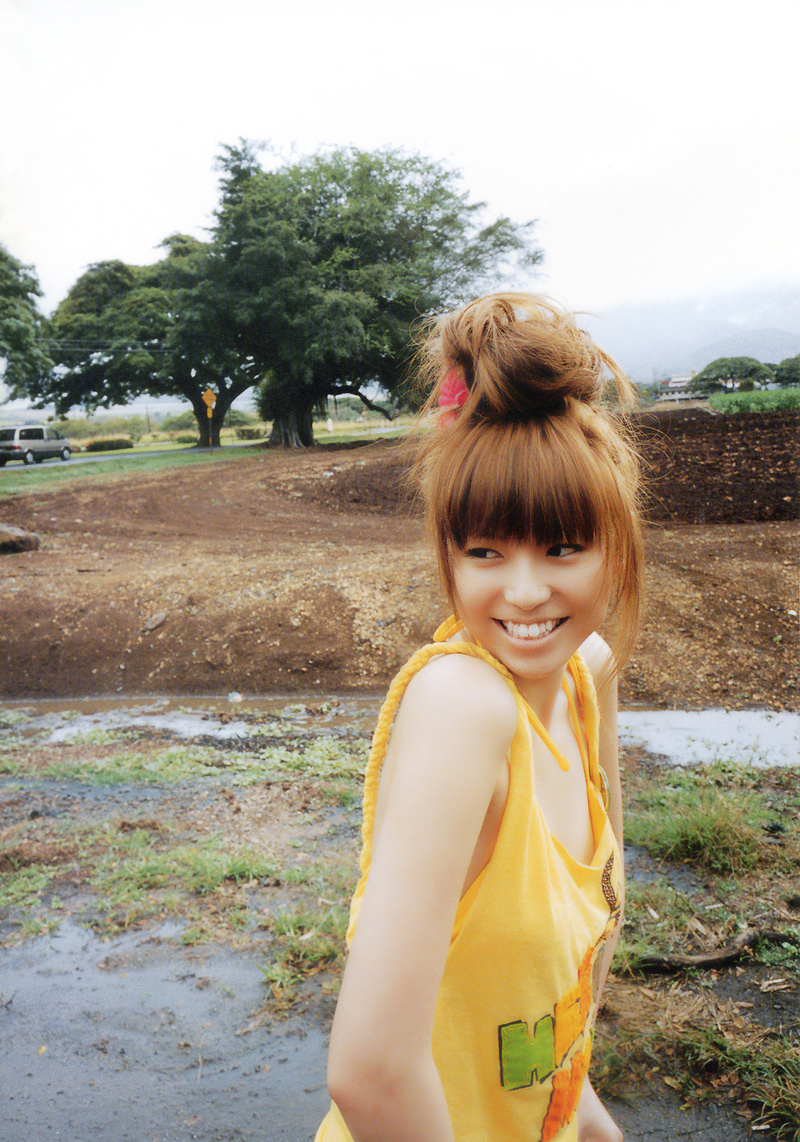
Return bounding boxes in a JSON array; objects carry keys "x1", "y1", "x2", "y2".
[{"x1": 503, "y1": 560, "x2": 551, "y2": 610}]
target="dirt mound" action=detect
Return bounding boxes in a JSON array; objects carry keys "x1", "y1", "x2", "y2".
[
  {"x1": 302, "y1": 410, "x2": 799, "y2": 525},
  {"x1": 0, "y1": 432, "x2": 797, "y2": 708},
  {"x1": 633, "y1": 408, "x2": 798, "y2": 524}
]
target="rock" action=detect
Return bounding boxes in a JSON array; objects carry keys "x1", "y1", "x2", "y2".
[
  {"x1": 143, "y1": 611, "x2": 168, "y2": 632},
  {"x1": 0, "y1": 524, "x2": 40, "y2": 554}
]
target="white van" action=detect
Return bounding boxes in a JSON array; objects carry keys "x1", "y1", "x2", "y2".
[{"x1": 0, "y1": 425, "x2": 72, "y2": 466}]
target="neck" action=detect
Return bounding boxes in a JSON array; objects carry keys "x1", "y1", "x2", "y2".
[{"x1": 514, "y1": 670, "x2": 567, "y2": 730}]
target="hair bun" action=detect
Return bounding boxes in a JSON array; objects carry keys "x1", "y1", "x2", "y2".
[{"x1": 428, "y1": 293, "x2": 630, "y2": 422}]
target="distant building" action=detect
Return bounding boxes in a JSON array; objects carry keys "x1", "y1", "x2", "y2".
[{"x1": 660, "y1": 372, "x2": 696, "y2": 401}]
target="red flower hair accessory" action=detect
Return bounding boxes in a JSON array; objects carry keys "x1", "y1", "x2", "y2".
[{"x1": 438, "y1": 366, "x2": 469, "y2": 428}]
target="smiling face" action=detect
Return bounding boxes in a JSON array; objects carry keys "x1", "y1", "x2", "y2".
[
  {"x1": 423, "y1": 412, "x2": 643, "y2": 678},
  {"x1": 451, "y1": 536, "x2": 609, "y2": 696}
]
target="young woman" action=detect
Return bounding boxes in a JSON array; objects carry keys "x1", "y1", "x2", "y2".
[{"x1": 315, "y1": 293, "x2": 643, "y2": 1142}]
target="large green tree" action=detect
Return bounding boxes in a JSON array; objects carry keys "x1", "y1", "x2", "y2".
[
  {"x1": 217, "y1": 143, "x2": 543, "y2": 445},
  {"x1": 18, "y1": 143, "x2": 542, "y2": 446},
  {"x1": 688, "y1": 356, "x2": 775, "y2": 394},
  {"x1": 29, "y1": 236, "x2": 256, "y2": 446},
  {"x1": 0, "y1": 244, "x2": 53, "y2": 396}
]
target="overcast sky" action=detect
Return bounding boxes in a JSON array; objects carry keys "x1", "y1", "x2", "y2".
[{"x1": 2, "y1": 0, "x2": 798, "y2": 318}]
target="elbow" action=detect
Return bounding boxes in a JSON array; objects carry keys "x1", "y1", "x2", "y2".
[
  {"x1": 327, "y1": 1046, "x2": 417, "y2": 1131},
  {"x1": 327, "y1": 1050, "x2": 388, "y2": 1122}
]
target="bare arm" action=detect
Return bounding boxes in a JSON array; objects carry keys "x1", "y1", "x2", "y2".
[
  {"x1": 577, "y1": 634, "x2": 625, "y2": 1142},
  {"x1": 326, "y1": 654, "x2": 517, "y2": 1142},
  {"x1": 579, "y1": 632, "x2": 624, "y2": 994}
]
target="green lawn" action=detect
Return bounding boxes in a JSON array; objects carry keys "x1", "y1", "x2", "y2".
[{"x1": 0, "y1": 443, "x2": 255, "y2": 496}]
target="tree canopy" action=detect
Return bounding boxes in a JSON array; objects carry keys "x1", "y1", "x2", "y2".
[
  {"x1": 13, "y1": 143, "x2": 542, "y2": 445},
  {"x1": 774, "y1": 354, "x2": 800, "y2": 387},
  {"x1": 218, "y1": 143, "x2": 543, "y2": 444},
  {"x1": 0, "y1": 244, "x2": 53, "y2": 396},
  {"x1": 688, "y1": 356, "x2": 774, "y2": 394},
  {"x1": 26, "y1": 236, "x2": 258, "y2": 445}
]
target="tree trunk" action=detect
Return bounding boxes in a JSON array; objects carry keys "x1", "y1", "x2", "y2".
[
  {"x1": 193, "y1": 395, "x2": 229, "y2": 446},
  {"x1": 268, "y1": 401, "x2": 316, "y2": 447}
]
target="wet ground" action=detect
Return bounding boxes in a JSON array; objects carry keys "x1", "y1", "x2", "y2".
[
  {"x1": 2, "y1": 697, "x2": 797, "y2": 1140},
  {"x1": 2, "y1": 920, "x2": 331, "y2": 1142},
  {"x1": 5, "y1": 692, "x2": 796, "y2": 766}
]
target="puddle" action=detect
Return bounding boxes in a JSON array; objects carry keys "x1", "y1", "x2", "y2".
[
  {"x1": 625, "y1": 844, "x2": 704, "y2": 893},
  {"x1": 618, "y1": 707, "x2": 799, "y2": 767},
  {"x1": 0, "y1": 919, "x2": 332, "y2": 1141},
  {"x1": 2, "y1": 694, "x2": 382, "y2": 747},
  {"x1": 4, "y1": 695, "x2": 797, "y2": 768}
]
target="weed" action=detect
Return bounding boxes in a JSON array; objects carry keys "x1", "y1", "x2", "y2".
[
  {"x1": 260, "y1": 903, "x2": 348, "y2": 1000},
  {"x1": 0, "y1": 710, "x2": 34, "y2": 727},
  {"x1": 755, "y1": 936, "x2": 800, "y2": 970},
  {"x1": 275, "y1": 737, "x2": 368, "y2": 780},
  {"x1": 615, "y1": 882, "x2": 698, "y2": 972},
  {"x1": 673, "y1": 1029, "x2": 800, "y2": 1141},
  {"x1": 0, "y1": 865, "x2": 54, "y2": 909},
  {"x1": 55, "y1": 727, "x2": 131, "y2": 747},
  {"x1": 180, "y1": 925, "x2": 206, "y2": 946},
  {"x1": 626, "y1": 770, "x2": 765, "y2": 873},
  {"x1": 281, "y1": 866, "x2": 310, "y2": 886},
  {"x1": 183, "y1": 848, "x2": 277, "y2": 894}
]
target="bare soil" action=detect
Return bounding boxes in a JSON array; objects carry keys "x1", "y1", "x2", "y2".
[{"x1": 0, "y1": 410, "x2": 798, "y2": 710}]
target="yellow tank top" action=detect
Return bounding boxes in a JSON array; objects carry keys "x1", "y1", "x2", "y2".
[{"x1": 316, "y1": 621, "x2": 623, "y2": 1142}]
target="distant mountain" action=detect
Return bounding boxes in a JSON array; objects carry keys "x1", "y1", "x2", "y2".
[{"x1": 579, "y1": 285, "x2": 799, "y2": 383}]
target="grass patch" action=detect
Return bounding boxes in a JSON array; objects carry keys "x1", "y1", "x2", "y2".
[
  {"x1": 31, "y1": 736, "x2": 369, "y2": 788},
  {"x1": 0, "y1": 864, "x2": 54, "y2": 909},
  {"x1": 260, "y1": 903, "x2": 349, "y2": 1002},
  {"x1": 39, "y1": 745, "x2": 233, "y2": 784},
  {"x1": 625, "y1": 761, "x2": 786, "y2": 874},
  {"x1": 89, "y1": 827, "x2": 277, "y2": 913},
  {"x1": 0, "y1": 444, "x2": 257, "y2": 497}
]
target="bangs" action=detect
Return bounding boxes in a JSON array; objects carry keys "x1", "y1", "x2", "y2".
[{"x1": 437, "y1": 418, "x2": 616, "y2": 552}]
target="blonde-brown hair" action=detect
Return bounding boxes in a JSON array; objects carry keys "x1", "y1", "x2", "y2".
[{"x1": 412, "y1": 292, "x2": 644, "y2": 673}]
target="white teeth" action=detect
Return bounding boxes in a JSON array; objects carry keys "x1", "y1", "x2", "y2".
[{"x1": 501, "y1": 619, "x2": 559, "y2": 640}]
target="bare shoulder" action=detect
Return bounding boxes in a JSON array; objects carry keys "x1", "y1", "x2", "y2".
[
  {"x1": 400, "y1": 650, "x2": 519, "y2": 746},
  {"x1": 578, "y1": 632, "x2": 614, "y2": 684}
]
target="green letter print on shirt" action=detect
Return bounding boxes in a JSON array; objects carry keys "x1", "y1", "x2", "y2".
[{"x1": 499, "y1": 1015, "x2": 556, "y2": 1090}]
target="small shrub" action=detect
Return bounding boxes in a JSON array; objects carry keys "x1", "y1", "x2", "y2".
[
  {"x1": 235, "y1": 426, "x2": 265, "y2": 440},
  {"x1": 175, "y1": 433, "x2": 199, "y2": 444},
  {"x1": 85, "y1": 437, "x2": 134, "y2": 452}
]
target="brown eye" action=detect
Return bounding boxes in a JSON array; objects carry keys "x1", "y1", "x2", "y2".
[{"x1": 548, "y1": 543, "x2": 583, "y2": 558}]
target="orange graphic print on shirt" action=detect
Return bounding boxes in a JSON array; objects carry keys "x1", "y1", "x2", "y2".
[{"x1": 498, "y1": 854, "x2": 621, "y2": 1139}]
